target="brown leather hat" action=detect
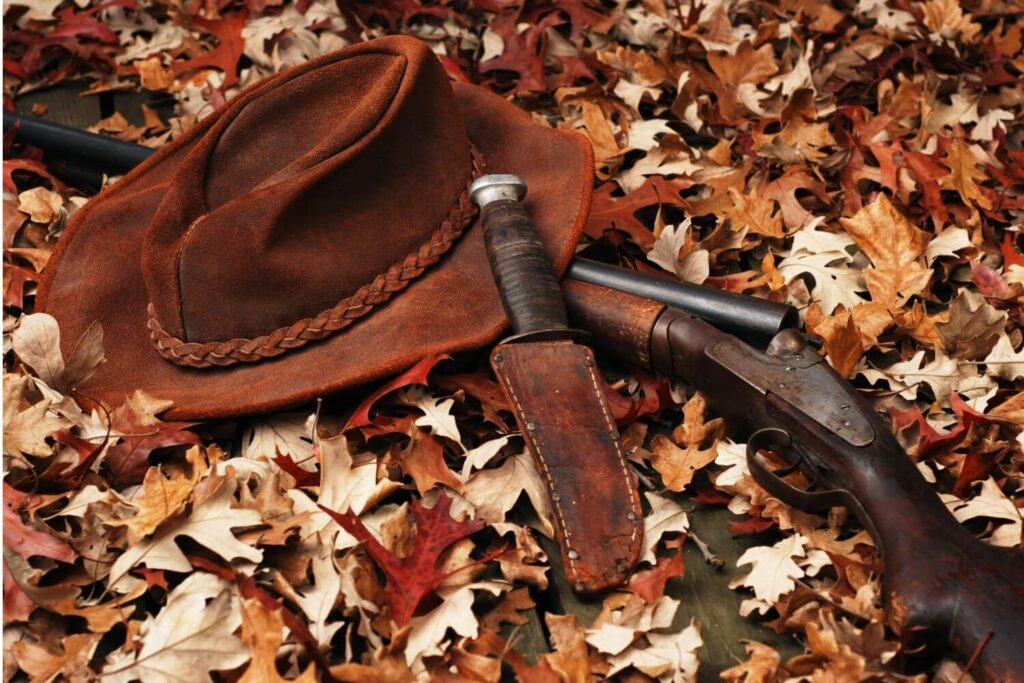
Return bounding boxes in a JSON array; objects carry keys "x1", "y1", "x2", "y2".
[{"x1": 37, "y1": 36, "x2": 593, "y2": 420}]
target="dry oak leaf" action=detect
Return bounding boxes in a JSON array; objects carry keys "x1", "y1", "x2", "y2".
[
  {"x1": 540, "y1": 613, "x2": 592, "y2": 682},
  {"x1": 734, "y1": 534, "x2": 808, "y2": 605},
  {"x1": 238, "y1": 597, "x2": 316, "y2": 683},
  {"x1": 641, "y1": 492, "x2": 690, "y2": 564},
  {"x1": 650, "y1": 434, "x2": 717, "y2": 492},
  {"x1": 839, "y1": 194, "x2": 931, "y2": 309},
  {"x1": 984, "y1": 335, "x2": 1024, "y2": 382},
  {"x1": 11, "y1": 314, "x2": 104, "y2": 394},
  {"x1": 399, "y1": 428, "x2": 462, "y2": 495},
  {"x1": 935, "y1": 289, "x2": 1006, "y2": 360},
  {"x1": 109, "y1": 449, "x2": 202, "y2": 543},
  {"x1": 102, "y1": 588, "x2": 249, "y2": 683},
  {"x1": 942, "y1": 139, "x2": 992, "y2": 210},
  {"x1": 725, "y1": 188, "x2": 786, "y2": 238},
  {"x1": 11, "y1": 633, "x2": 100, "y2": 683},
  {"x1": 3, "y1": 376, "x2": 70, "y2": 459},
  {"x1": 404, "y1": 581, "x2": 508, "y2": 666},
  {"x1": 109, "y1": 472, "x2": 263, "y2": 586},
  {"x1": 606, "y1": 619, "x2": 703, "y2": 682},
  {"x1": 320, "y1": 492, "x2": 484, "y2": 627},
  {"x1": 460, "y1": 450, "x2": 554, "y2": 537},
  {"x1": 720, "y1": 640, "x2": 782, "y2": 683},
  {"x1": 16, "y1": 187, "x2": 63, "y2": 224},
  {"x1": 921, "y1": 0, "x2": 981, "y2": 44}
]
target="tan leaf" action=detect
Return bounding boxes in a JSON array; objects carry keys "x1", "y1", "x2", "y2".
[
  {"x1": 839, "y1": 194, "x2": 932, "y2": 308},
  {"x1": 109, "y1": 449, "x2": 202, "y2": 543},
  {"x1": 16, "y1": 188, "x2": 63, "y2": 224},
  {"x1": 136, "y1": 57, "x2": 175, "y2": 90},
  {"x1": 707, "y1": 41, "x2": 779, "y2": 87},
  {"x1": 462, "y1": 451, "x2": 554, "y2": 537},
  {"x1": 398, "y1": 428, "x2": 462, "y2": 495},
  {"x1": 725, "y1": 188, "x2": 786, "y2": 238},
  {"x1": 734, "y1": 534, "x2": 807, "y2": 604},
  {"x1": 721, "y1": 640, "x2": 781, "y2": 683},
  {"x1": 239, "y1": 597, "x2": 316, "y2": 683},
  {"x1": 650, "y1": 434, "x2": 717, "y2": 492},
  {"x1": 109, "y1": 472, "x2": 263, "y2": 584},
  {"x1": 102, "y1": 588, "x2": 249, "y2": 683},
  {"x1": 12, "y1": 633, "x2": 100, "y2": 683},
  {"x1": 921, "y1": 0, "x2": 981, "y2": 43},
  {"x1": 540, "y1": 613, "x2": 591, "y2": 683},
  {"x1": 935, "y1": 289, "x2": 1006, "y2": 360},
  {"x1": 942, "y1": 139, "x2": 992, "y2": 210}
]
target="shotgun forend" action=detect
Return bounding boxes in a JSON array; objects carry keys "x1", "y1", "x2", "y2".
[{"x1": 562, "y1": 278, "x2": 1024, "y2": 683}]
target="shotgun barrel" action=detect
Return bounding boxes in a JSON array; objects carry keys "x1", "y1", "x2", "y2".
[
  {"x1": 567, "y1": 258, "x2": 797, "y2": 345},
  {"x1": 5, "y1": 111, "x2": 800, "y2": 345},
  {"x1": 3, "y1": 110, "x2": 155, "y2": 172}
]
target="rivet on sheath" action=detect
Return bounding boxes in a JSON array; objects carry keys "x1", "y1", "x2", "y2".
[
  {"x1": 567, "y1": 549, "x2": 580, "y2": 560},
  {"x1": 493, "y1": 353, "x2": 503, "y2": 363},
  {"x1": 574, "y1": 582, "x2": 585, "y2": 592},
  {"x1": 627, "y1": 512, "x2": 638, "y2": 522},
  {"x1": 551, "y1": 492, "x2": 561, "y2": 502},
  {"x1": 616, "y1": 562, "x2": 629, "y2": 574},
  {"x1": 584, "y1": 358, "x2": 594, "y2": 368},
  {"x1": 526, "y1": 422, "x2": 537, "y2": 431},
  {"x1": 610, "y1": 431, "x2": 619, "y2": 441}
]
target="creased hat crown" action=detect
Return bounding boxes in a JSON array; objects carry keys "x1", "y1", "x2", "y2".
[{"x1": 142, "y1": 36, "x2": 474, "y2": 358}]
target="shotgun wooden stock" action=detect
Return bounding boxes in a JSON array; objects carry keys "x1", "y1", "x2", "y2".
[{"x1": 563, "y1": 279, "x2": 1024, "y2": 683}]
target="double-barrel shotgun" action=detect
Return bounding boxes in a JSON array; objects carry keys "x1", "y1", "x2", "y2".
[{"x1": 562, "y1": 279, "x2": 1024, "y2": 683}]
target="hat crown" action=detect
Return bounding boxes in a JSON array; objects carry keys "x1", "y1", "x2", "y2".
[{"x1": 142, "y1": 36, "x2": 474, "y2": 352}]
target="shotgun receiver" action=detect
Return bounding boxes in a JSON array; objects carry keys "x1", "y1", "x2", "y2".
[{"x1": 562, "y1": 279, "x2": 1024, "y2": 682}]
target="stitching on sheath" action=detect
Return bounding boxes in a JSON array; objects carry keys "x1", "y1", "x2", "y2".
[
  {"x1": 493, "y1": 356, "x2": 581, "y2": 584},
  {"x1": 582, "y1": 356, "x2": 642, "y2": 543},
  {"x1": 146, "y1": 146, "x2": 486, "y2": 368}
]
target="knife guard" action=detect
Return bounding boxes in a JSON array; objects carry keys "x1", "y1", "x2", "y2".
[{"x1": 491, "y1": 340, "x2": 643, "y2": 594}]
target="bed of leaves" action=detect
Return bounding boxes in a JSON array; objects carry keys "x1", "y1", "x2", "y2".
[{"x1": 3, "y1": 0, "x2": 1024, "y2": 680}]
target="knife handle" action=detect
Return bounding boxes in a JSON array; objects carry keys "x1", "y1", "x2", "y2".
[{"x1": 471, "y1": 176, "x2": 569, "y2": 336}]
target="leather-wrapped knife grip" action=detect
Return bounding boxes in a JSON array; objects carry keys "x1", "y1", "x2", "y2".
[
  {"x1": 471, "y1": 174, "x2": 642, "y2": 594},
  {"x1": 471, "y1": 175, "x2": 569, "y2": 336}
]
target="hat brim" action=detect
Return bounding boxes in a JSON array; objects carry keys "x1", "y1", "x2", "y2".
[{"x1": 36, "y1": 83, "x2": 593, "y2": 420}]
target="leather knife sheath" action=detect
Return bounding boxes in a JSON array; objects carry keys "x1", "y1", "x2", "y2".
[
  {"x1": 491, "y1": 340, "x2": 642, "y2": 593},
  {"x1": 470, "y1": 175, "x2": 642, "y2": 594}
]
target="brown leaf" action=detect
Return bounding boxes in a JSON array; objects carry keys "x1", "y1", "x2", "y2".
[
  {"x1": 239, "y1": 597, "x2": 316, "y2": 683},
  {"x1": 398, "y1": 428, "x2": 463, "y2": 495},
  {"x1": 839, "y1": 194, "x2": 932, "y2": 309},
  {"x1": 12, "y1": 633, "x2": 100, "y2": 683},
  {"x1": 721, "y1": 640, "x2": 782, "y2": 683},
  {"x1": 942, "y1": 140, "x2": 992, "y2": 211},
  {"x1": 725, "y1": 188, "x2": 786, "y2": 238},
  {"x1": 935, "y1": 289, "x2": 1006, "y2": 360}
]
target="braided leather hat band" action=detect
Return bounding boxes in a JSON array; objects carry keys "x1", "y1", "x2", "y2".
[{"x1": 146, "y1": 147, "x2": 487, "y2": 369}]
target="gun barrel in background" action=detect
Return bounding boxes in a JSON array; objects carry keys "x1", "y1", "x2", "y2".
[
  {"x1": 566, "y1": 258, "x2": 797, "y2": 346},
  {"x1": 4, "y1": 110, "x2": 155, "y2": 173}
]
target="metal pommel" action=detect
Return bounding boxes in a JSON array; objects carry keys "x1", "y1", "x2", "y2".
[{"x1": 469, "y1": 174, "x2": 527, "y2": 208}]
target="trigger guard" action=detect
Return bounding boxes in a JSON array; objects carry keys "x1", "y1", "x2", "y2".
[{"x1": 746, "y1": 428, "x2": 847, "y2": 513}]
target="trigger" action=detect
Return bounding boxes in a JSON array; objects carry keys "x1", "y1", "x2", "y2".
[{"x1": 746, "y1": 428, "x2": 846, "y2": 513}]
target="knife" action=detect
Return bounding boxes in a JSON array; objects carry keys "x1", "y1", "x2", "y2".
[{"x1": 469, "y1": 174, "x2": 643, "y2": 594}]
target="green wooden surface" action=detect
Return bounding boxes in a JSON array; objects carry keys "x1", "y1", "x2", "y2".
[
  {"x1": 17, "y1": 84, "x2": 804, "y2": 681},
  {"x1": 536, "y1": 502, "x2": 802, "y2": 681}
]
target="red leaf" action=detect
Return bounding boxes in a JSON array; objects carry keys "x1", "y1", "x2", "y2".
[
  {"x1": 624, "y1": 548, "x2": 684, "y2": 603},
  {"x1": 888, "y1": 404, "x2": 966, "y2": 458},
  {"x1": 728, "y1": 508, "x2": 776, "y2": 535},
  {"x1": 137, "y1": 567, "x2": 168, "y2": 590},
  {"x1": 4, "y1": 556, "x2": 36, "y2": 623},
  {"x1": 171, "y1": 11, "x2": 248, "y2": 88},
  {"x1": 952, "y1": 449, "x2": 1003, "y2": 498},
  {"x1": 1000, "y1": 234, "x2": 1024, "y2": 269},
  {"x1": 273, "y1": 449, "x2": 318, "y2": 487},
  {"x1": 3, "y1": 264, "x2": 39, "y2": 309},
  {"x1": 319, "y1": 492, "x2": 484, "y2": 626},
  {"x1": 585, "y1": 176, "x2": 694, "y2": 248},
  {"x1": 478, "y1": 11, "x2": 562, "y2": 93},
  {"x1": 48, "y1": 16, "x2": 118, "y2": 43},
  {"x1": 103, "y1": 397, "x2": 201, "y2": 486},
  {"x1": 3, "y1": 484, "x2": 75, "y2": 563},
  {"x1": 3, "y1": 159, "x2": 65, "y2": 194},
  {"x1": 343, "y1": 353, "x2": 450, "y2": 432}
]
